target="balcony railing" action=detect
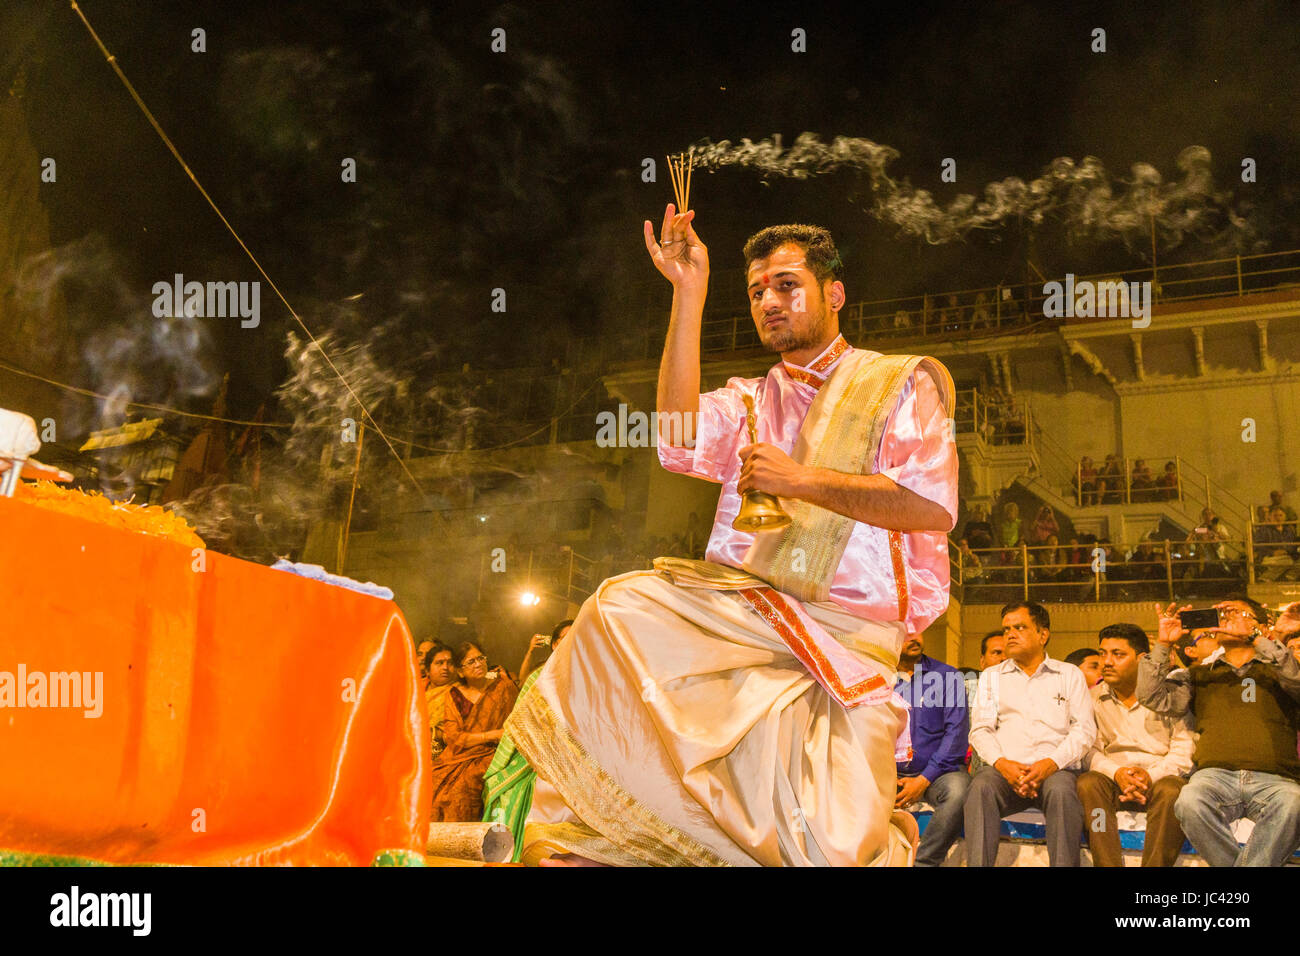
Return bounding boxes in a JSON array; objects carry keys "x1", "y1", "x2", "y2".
[
  {"x1": 1065, "y1": 453, "x2": 1253, "y2": 538},
  {"x1": 1073, "y1": 458, "x2": 1183, "y2": 507},
  {"x1": 577, "y1": 248, "x2": 1300, "y2": 369},
  {"x1": 953, "y1": 387, "x2": 1032, "y2": 448},
  {"x1": 951, "y1": 538, "x2": 1253, "y2": 605},
  {"x1": 688, "y1": 283, "x2": 1038, "y2": 363}
]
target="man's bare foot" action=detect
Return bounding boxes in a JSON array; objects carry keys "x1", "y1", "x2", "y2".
[{"x1": 537, "y1": 853, "x2": 611, "y2": 867}]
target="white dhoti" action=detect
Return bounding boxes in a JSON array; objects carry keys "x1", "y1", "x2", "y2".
[{"x1": 507, "y1": 566, "x2": 916, "y2": 866}]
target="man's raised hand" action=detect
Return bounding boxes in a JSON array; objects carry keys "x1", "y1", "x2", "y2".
[
  {"x1": 1155, "y1": 602, "x2": 1191, "y2": 646},
  {"x1": 644, "y1": 204, "x2": 709, "y2": 294}
]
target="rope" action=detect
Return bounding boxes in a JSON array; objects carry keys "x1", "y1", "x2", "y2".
[
  {"x1": 68, "y1": 1, "x2": 428, "y2": 498},
  {"x1": 0, "y1": 355, "x2": 609, "y2": 454},
  {"x1": 0, "y1": 357, "x2": 289, "y2": 428}
]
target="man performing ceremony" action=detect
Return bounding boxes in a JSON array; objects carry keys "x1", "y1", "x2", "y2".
[
  {"x1": 504, "y1": 197, "x2": 958, "y2": 866},
  {"x1": 11, "y1": 4, "x2": 1300, "y2": 941}
]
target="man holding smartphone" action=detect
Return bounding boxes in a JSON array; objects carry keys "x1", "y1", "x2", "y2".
[{"x1": 1138, "y1": 597, "x2": 1300, "y2": 866}]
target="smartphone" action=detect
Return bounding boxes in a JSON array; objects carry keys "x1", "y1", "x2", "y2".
[
  {"x1": 1179, "y1": 607, "x2": 1221, "y2": 631},
  {"x1": 537, "y1": 632, "x2": 552, "y2": 646}
]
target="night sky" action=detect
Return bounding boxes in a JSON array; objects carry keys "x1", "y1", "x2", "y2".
[{"x1": 5, "y1": 0, "x2": 1300, "y2": 424}]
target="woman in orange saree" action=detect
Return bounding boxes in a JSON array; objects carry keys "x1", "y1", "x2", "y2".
[
  {"x1": 429, "y1": 642, "x2": 519, "y2": 822},
  {"x1": 422, "y1": 643, "x2": 457, "y2": 761}
]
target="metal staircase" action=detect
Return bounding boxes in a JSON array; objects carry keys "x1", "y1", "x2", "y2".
[
  {"x1": 953, "y1": 389, "x2": 1252, "y2": 545},
  {"x1": 1018, "y1": 415, "x2": 1253, "y2": 545}
]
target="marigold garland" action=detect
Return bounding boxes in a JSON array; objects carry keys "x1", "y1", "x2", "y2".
[{"x1": 15, "y1": 480, "x2": 205, "y2": 550}]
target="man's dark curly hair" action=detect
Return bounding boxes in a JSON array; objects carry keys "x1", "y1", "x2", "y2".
[{"x1": 742, "y1": 224, "x2": 844, "y2": 285}]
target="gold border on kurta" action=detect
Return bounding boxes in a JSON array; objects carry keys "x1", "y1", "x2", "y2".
[
  {"x1": 744, "y1": 352, "x2": 955, "y2": 616},
  {"x1": 506, "y1": 686, "x2": 733, "y2": 867},
  {"x1": 739, "y1": 586, "x2": 888, "y2": 705}
]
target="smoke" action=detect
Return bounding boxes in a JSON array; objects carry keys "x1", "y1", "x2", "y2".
[
  {"x1": 275, "y1": 320, "x2": 499, "y2": 465},
  {"x1": 166, "y1": 468, "x2": 309, "y2": 564},
  {"x1": 692, "y1": 133, "x2": 1259, "y2": 253},
  {"x1": 169, "y1": 314, "x2": 508, "y2": 559},
  {"x1": 10, "y1": 235, "x2": 217, "y2": 435},
  {"x1": 168, "y1": 13, "x2": 618, "y2": 569},
  {"x1": 217, "y1": 46, "x2": 373, "y2": 159}
]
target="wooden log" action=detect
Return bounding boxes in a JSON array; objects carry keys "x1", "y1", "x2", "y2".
[
  {"x1": 424, "y1": 856, "x2": 523, "y2": 867},
  {"x1": 426, "y1": 822, "x2": 514, "y2": 862}
]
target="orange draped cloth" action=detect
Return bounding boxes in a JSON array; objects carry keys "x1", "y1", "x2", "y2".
[{"x1": 0, "y1": 496, "x2": 429, "y2": 865}]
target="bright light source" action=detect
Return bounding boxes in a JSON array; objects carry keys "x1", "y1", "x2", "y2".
[
  {"x1": 520, "y1": 590, "x2": 541, "y2": 607},
  {"x1": 478, "y1": 514, "x2": 488, "y2": 523}
]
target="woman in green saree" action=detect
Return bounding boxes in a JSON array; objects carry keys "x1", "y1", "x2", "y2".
[{"x1": 482, "y1": 619, "x2": 572, "y2": 861}]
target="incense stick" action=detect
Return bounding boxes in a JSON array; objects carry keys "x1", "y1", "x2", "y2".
[
  {"x1": 684, "y1": 149, "x2": 693, "y2": 212},
  {"x1": 666, "y1": 154, "x2": 682, "y2": 210},
  {"x1": 666, "y1": 152, "x2": 695, "y2": 213}
]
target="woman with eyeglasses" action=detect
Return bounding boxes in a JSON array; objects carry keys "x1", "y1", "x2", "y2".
[{"x1": 429, "y1": 640, "x2": 519, "y2": 822}]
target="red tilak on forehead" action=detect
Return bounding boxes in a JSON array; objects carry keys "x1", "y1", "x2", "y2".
[{"x1": 761, "y1": 273, "x2": 771, "y2": 285}]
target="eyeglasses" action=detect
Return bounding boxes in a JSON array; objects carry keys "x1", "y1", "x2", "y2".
[
  {"x1": 1220, "y1": 608, "x2": 1260, "y2": 623},
  {"x1": 462, "y1": 655, "x2": 487, "y2": 667}
]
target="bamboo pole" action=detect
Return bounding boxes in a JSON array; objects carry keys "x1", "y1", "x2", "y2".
[
  {"x1": 1149, "y1": 213, "x2": 1159, "y2": 299},
  {"x1": 1164, "y1": 539, "x2": 1174, "y2": 601},
  {"x1": 339, "y1": 421, "x2": 365, "y2": 573}
]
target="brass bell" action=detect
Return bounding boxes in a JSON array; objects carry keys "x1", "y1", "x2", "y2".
[
  {"x1": 732, "y1": 393, "x2": 792, "y2": 532},
  {"x1": 733, "y1": 490, "x2": 791, "y2": 532}
]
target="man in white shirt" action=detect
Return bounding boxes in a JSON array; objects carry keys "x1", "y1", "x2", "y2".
[
  {"x1": 1077, "y1": 623, "x2": 1193, "y2": 867},
  {"x1": 966, "y1": 601, "x2": 1097, "y2": 866}
]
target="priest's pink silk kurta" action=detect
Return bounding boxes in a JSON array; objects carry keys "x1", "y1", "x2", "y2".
[{"x1": 657, "y1": 335, "x2": 958, "y2": 635}]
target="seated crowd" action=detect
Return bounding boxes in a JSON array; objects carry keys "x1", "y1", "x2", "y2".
[
  {"x1": 955, "y1": 499, "x2": 1272, "y2": 602},
  {"x1": 885, "y1": 287, "x2": 1025, "y2": 339},
  {"x1": 1254, "y1": 494, "x2": 1299, "y2": 582},
  {"x1": 417, "y1": 597, "x2": 1300, "y2": 867},
  {"x1": 895, "y1": 598, "x2": 1300, "y2": 866},
  {"x1": 1076, "y1": 456, "x2": 1180, "y2": 505}
]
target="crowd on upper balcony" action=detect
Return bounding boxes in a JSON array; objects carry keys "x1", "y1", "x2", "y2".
[
  {"x1": 952, "y1": 492, "x2": 1298, "y2": 603},
  {"x1": 882, "y1": 287, "x2": 1027, "y2": 339},
  {"x1": 953, "y1": 386, "x2": 1028, "y2": 447},
  {"x1": 1255, "y1": 491, "x2": 1300, "y2": 582},
  {"x1": 1075, "y1": 456, "x2": 1180, "y2": 505}
]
